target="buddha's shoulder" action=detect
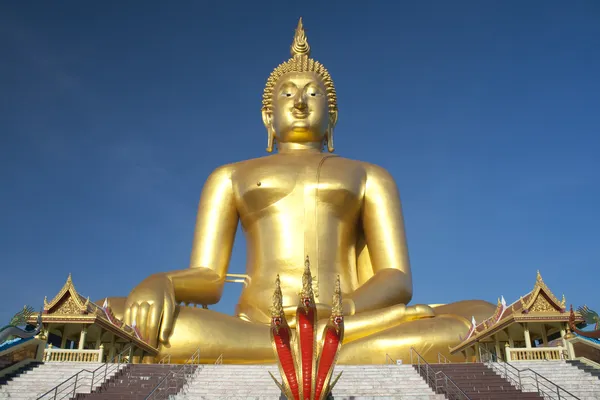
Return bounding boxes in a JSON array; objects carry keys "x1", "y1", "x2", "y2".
[
  {"x1": 328, "y1": 157, "x2": 394, "y2": 178},
  {"x1": 204, "y1": 156, "x2": 274, "y2": 181}
]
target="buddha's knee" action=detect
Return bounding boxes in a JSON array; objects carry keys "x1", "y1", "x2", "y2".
[
  {"x1": 432, "y1": 300, "x2": 496, "y2": 322},
  {"x1": 338, "y1": 314, "x2": 471, "y2": 364}
]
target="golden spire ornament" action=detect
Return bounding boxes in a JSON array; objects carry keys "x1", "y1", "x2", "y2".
[
  {"x1": 331, "y1": 275, "x2": 343, "y2": 317},
  {"x1": 271, "y1": 274, "x2": 284, "y2": 318},
  {"x1": 290, "y1": 17, "x2": 310, "y2": 58},
  {"x1": 301, "y1": 255, "x2": 315, "y2": 299}
]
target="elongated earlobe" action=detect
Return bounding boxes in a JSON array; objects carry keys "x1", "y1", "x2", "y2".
[
  {"x1": 262, "y1": 110, "x2": 275, "y2": 153},
  {"x1": 266, "y1": 128, "x2": 275, "y2": 153},
  {"x1": 326, "y1": 128, "x2": 334, "y2": 153},
  {"x1": 327, "y1": 111, "x2": 338, "y2": 153}
]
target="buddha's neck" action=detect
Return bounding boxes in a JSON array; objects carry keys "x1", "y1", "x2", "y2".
[{"x1": 277, "y1": 142, "x2": 323, "y2": 154}]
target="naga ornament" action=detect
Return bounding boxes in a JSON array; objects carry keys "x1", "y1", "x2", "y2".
[
  {"x1": 569, "y1": 305, "x2": 600, "y2": 339},
  {"x1": 0, "y1": 305, "x2": 43, "y2": 345},
  {"x1": 269, "y1": 257, "x2": 344, "y2": 400}
]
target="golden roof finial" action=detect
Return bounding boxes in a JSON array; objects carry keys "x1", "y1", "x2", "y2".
[
  {"x1": 331, "y1": 275, "x2": 343, "y2": 316},
  {"x1": 271, "y1": 275, "x2": 284, "y2": 317},
  {"x1": 560, "y1": 294, "x2": 566, "y2": 308},
  {"x1": 536, "y1": 270, "x2": 543, "y2": 282},
  {"x1": 290, "y1": 17, "x2": 310, "y2": 58},
  {"x1": 301, "y1": 256, "x2": 314, "y2": 298},
  {"x1": 67, "y1": 273, "x2": 72, "y2": 283}
]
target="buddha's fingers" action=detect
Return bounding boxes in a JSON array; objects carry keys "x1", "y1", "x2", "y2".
[
  {"x1": 159, "y1": 290, "x2": 175, "y2": 345},
  {"x1": 404, "y1": 304, "x2": 435, "y2": 320},
  {"x1": 123, "y1": 307, "x2": 131, "y2": 327},
  {"x1": 138, "y1": 303, "x2": 151, "y2": 341},
  {"x1": 127, "y1": 303, "x2": 139, "y2": 331},
  {"x1": 327, "y1": 303, "x2": 434, "y2": 343}
]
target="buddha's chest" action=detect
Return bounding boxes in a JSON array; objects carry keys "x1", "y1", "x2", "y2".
[{"x1": 232, "y1": 156, "x2": 365, "y2": 217}]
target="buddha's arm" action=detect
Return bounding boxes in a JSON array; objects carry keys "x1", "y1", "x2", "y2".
[
  {"x1": 164, "y1": 165, "x2": 239, "y2": 305},
  {"x1": 347, "y1": 164, "x2": 413, "y2": 314}
]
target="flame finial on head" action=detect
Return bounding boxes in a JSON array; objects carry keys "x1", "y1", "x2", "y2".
[
  {"x1": 271, "y1": 275, "x2": 284, "y2": 317},
  {"x1": 290, "y1": 17, "x2": 310, "y2": 58},
  {"x1": 331, "y1": 275, "x2": 343, "y2": 317}
]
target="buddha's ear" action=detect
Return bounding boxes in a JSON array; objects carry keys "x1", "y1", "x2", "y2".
[
  {"x1": 329, "y1": 110, "x2": 338, "y2": 129},
  {"x1": 262, "y1": 110, "x2": 275, "y2": 153}
]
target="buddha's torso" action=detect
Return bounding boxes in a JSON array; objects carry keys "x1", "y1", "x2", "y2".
[{"x1": 229, "y1": 152, "x2": 367, "y2": 323}]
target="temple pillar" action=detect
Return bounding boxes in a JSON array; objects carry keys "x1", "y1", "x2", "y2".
[
  {"x1": 107, "y1": 335, "x2": 116, "y2": 362},
  {"x1": 95, "y1": 328, "x2": 104, "y2": 349},
  {"x1": 494, "y1": 335, "x2": 502, "y2": 361},
  {"x1": 523, "y1": 323, "x2": 532, "y2": 348},
  {"x1": 541, "y1": 325, "x2": 548, "y2": 345},
  {"x1": 474, "y1": 342, "x2": 481, "y2": 362},
  {"x1": 78, "y1": 325, "x2": 87, "y2": 350},
  {"x1": 505, "y1": 342, "x2": 512, "y2": 362}
]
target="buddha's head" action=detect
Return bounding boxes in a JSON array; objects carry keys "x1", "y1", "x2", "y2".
[{"x1": 262, "y1": 18, "x2": 338, "y2": 153}]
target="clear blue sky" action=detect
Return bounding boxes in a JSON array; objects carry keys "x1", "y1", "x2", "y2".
[{"x1": 1, "y1": 1, "x2": 599, "y2": 326}]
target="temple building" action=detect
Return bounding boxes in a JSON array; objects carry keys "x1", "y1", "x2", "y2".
[
  {"x1": 26, "y1": 274, "x2": 157, "y2": 363},
  {"x1": 450, "y1": 271, "x2": 586, "y2": 362}
]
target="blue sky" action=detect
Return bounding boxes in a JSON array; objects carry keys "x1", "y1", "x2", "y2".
[{"x1": 1, "y1": 1, "x2": 599, "y2": 327}]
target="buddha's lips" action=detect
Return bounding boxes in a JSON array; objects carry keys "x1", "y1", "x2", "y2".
[{"x1": 292, "y1": 110, "x2": 309, "y2": 119}]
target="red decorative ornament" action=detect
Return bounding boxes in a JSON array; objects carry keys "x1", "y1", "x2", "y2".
[{"x1": 269, "y1": 257, "x2": 344, "y2": 400}]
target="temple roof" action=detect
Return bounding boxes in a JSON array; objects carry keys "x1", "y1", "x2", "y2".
[
  {"x1": 450, "y1": 271, "x2": 584, "y2": 354},
  {"x1": 29, "y1": 274, "x2": 156, "y2": 354}
]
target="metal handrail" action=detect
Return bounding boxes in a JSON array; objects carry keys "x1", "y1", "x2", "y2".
[
  {"x1": 214, "y1": 354, "x2": 223, "y2": 365},
  {"x1": 36, "y1": 346, "x2": 132, "y2": 400},
  {"x1": 438, "y1": 352, "x2": 450, "y2": 364},
  {"x1": 158, "y1": 354, "x2": 171, "y2": 364},
  {"x1": 479, "y1": 345, "x2": 581, "y2": 400},
  {"x1": 385, "y1": 353, "x2": 396, "y2": 364},
  {"x1": 410, "y1": 347, "x2": 470, "y2": 400},
  {"x1": 145, "y1": 347, "x2": 201, "y2": 400}
]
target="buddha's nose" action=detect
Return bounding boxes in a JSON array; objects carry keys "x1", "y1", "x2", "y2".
[{"x1": 293, "y1": 93, "x2": 307, "y2": 110}]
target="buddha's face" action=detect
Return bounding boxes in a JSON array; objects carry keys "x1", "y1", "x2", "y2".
[{"x1": 264, "y1": 72, "x2": 335, "y2": 146}]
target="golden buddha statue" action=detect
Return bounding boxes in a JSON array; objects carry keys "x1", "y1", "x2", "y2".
[{"x1": 104, "y1": 18, "x2": 495, "y2": 364}]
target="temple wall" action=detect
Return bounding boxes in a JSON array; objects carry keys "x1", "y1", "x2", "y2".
[{"x1": 573, "y1": 341, "x2": 600, "y2": 364}]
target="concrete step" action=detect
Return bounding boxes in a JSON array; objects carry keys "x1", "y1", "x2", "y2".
[
  {"x1": 0, "y1": 362, "x2": 125, "y2": 399},
  {"x1": 171, "y1": 365, "x2": 446, "y2": 400},
  {"x1": 494, "y1": 361, "x2": 600, "y2": 400}
]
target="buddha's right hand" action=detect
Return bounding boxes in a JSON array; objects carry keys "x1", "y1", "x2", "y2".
[{"x1": 124, "y1": 272, "x2": 175, "y2": 347}]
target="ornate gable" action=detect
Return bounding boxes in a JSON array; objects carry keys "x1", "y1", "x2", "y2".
[
  {"x1": 44, "y1": 274, "x2": 89, "y2": 315},
  {"x1": 521, "y1": 271, "x2": 566, "y2": 314}
]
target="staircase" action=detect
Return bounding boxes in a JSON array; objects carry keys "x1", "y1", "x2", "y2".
[
  {"x1": 427, "y1": 363, "x2": 543, "y2": 399},
  {"x1": 567, "y1": 360, "x2": 600, "y2": 380},
  {"x1": 508, "y1": 360, "x2": 600, "y2": 399},
  {"x1": 0, "y1": 362, "x2": 124, "y2": 399},
  {"x1": 0, "y1": 361, "x2": 43, "y2": 386},
  {"x1": 75, "y1": 364, "x2": 184, "y2": 400},
  {"x1": 172, "y1": 364, "x2": 446, "y2": 400}
]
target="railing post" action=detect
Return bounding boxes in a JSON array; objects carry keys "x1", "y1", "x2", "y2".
[
  {"x1": 90, "y1": 370, "x2": 95, "y2": 391},
  {"x1": 54, "y1": 385, "x2": 58, "y2": 400},
  {"x1": 73, "y1": 373, "x2": 78, "y2": 398},
  {"x1": 557, "y1": 385, "x2": 561, "y2": 400},
  {"x1": 535, "y1": 373, "x2": 540, "y2": 393}
]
